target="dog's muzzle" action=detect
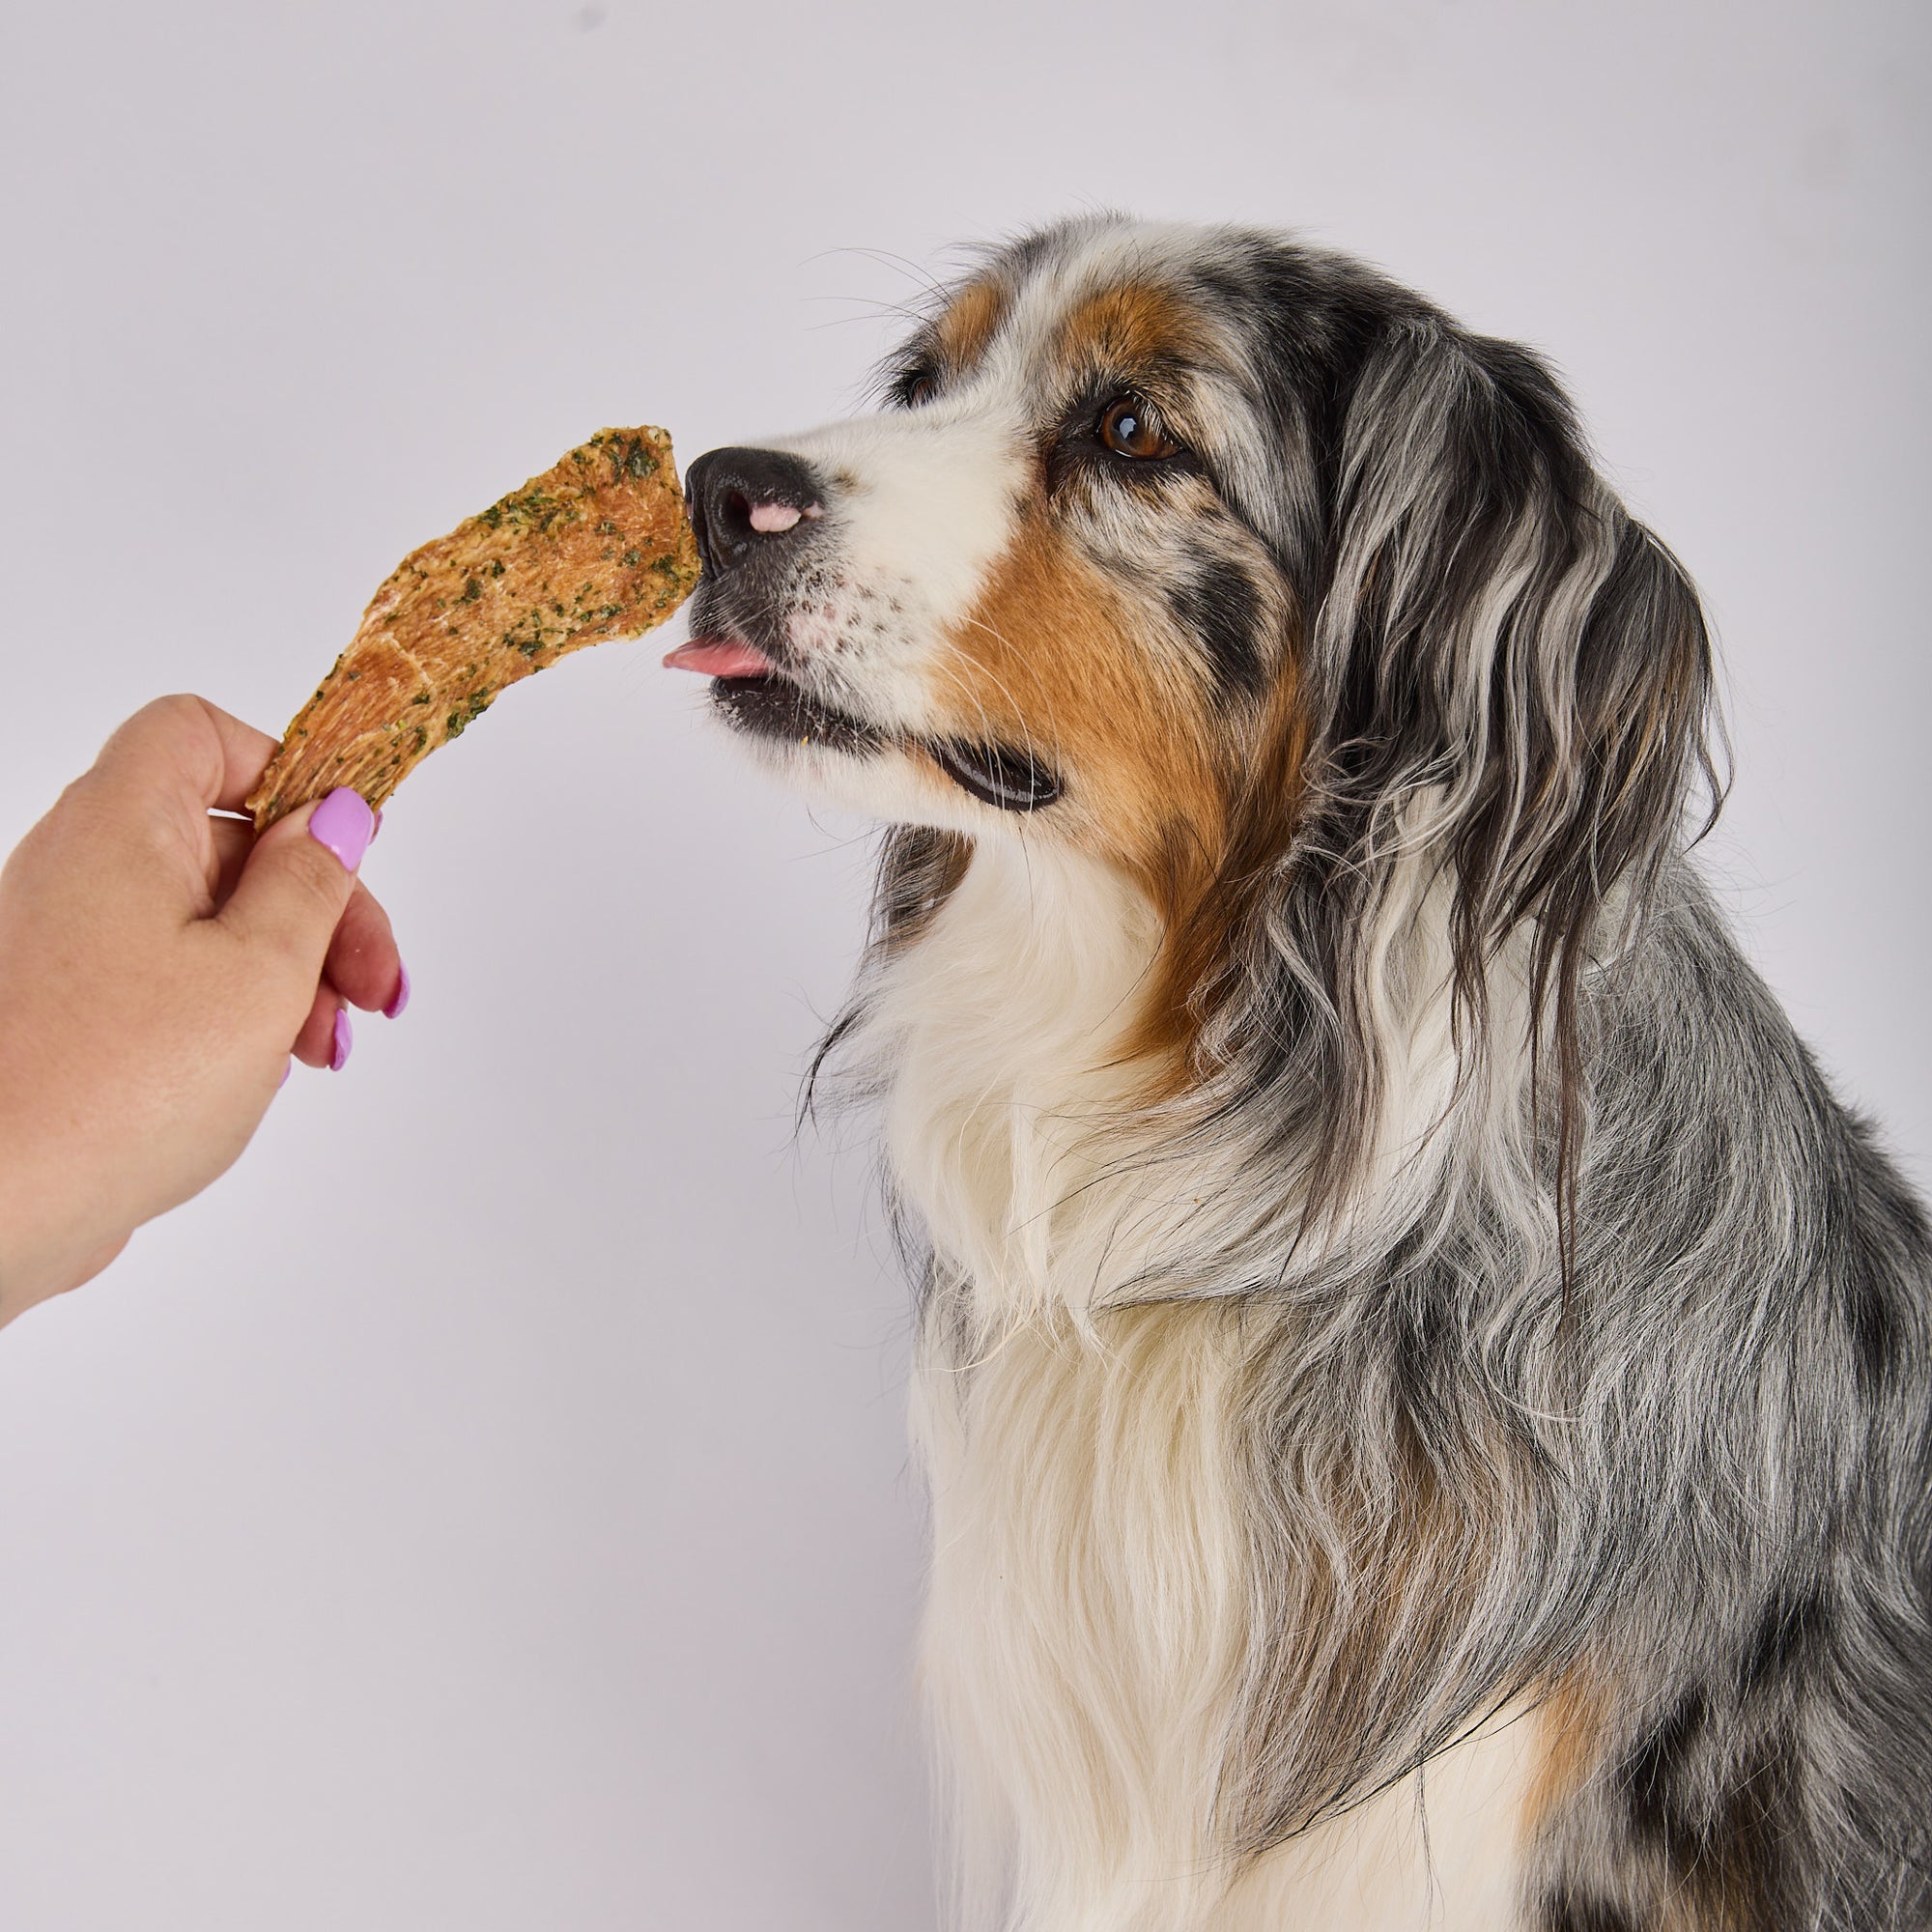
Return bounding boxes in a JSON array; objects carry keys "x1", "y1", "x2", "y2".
[{"x1": 671, "y1": 442, "x2": 1062, "y2": 812}]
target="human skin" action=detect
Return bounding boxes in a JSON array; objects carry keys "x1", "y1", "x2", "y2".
[{"x1": 0, "y1": 696, "x2": 406, "y2": 1327}]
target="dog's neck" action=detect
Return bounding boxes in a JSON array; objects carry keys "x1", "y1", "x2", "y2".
[
  {"x1": 856, "y1": 832, "x2": 1550, "y2": 1331},
  {"x1": 860, "y1": 838, "x2": 1170, "y2": 1330}
]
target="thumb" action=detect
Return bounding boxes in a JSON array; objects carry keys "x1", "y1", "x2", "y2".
[{"x1": 217, "y1": 788, "x2": 375, "y2": 978}]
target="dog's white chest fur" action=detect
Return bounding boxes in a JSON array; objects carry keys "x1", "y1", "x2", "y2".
[
  {"x1": 865, "y1": 843, "x2": 1534, "y2": 1929},
  {"x1": 915, "y1": 1308, "x2": 1539, "y2": 1931},
  {"x1": 867, "y1": 842, "x2": 1167, "y2": 1326}
]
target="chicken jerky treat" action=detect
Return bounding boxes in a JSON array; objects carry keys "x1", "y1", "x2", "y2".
[{"x1": 248, "y1": 426, "x2": 699, "y2": 829}]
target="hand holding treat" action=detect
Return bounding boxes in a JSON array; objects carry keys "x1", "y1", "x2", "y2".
[
  {"x1": 249, "y1": 426, "x2": 699, "y2": 827},
  {"x1": 0, "y1": 428, "x2": 699, "y2": 1327},
  {"x1": 0, "y1": 697, "x2": 404, "y2": 1326}
]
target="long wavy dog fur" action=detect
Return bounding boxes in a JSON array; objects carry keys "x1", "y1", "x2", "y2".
[{"x1": 674, "y1": 216, "x2": 1932, "y2": 1931}]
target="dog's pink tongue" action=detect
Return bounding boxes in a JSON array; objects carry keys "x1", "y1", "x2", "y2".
[{"x1": 663, "y1": 639, "x2": 775, "y2": 677}]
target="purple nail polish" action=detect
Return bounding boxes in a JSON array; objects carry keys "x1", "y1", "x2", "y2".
[
  {"x1": 329, "y1": 1008, "x2": 354, "y2": 1072},
  {"x1": 383, "y1": 959, "x2": 411, "y2": 1020},
  {"x1": 279, "y1": 1057, "x2": 293, "y2": 1089},
  {"x1": 309, "y1": 788, "x2": 374, "y2": 871}
]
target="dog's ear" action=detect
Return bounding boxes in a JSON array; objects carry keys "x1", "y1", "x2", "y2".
[{"x1": 1295, "y1": 318, "x2": 1719, "y2": 1225}]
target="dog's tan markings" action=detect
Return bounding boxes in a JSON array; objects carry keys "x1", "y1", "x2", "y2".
[
  {"x1": 933, "y1": 276, "x2": 1010, "y2": 376},
  {"x1": 1521, "y1": 1664, "x2": 1613, "y2": 1845},
  {"x1": 936, "y1": 510, "x2": 1316, "y2": 1094},
  {"x1": 936, "y1": 510, "x2": 1227, "y2": 899},
  {"x1": 1133, "y1": 664, "x2": 1309, "y2": 1089},
  {"x1": 1048, "y1": 281, "x2": 1211, "y2": 384},
  {"x1": 1521, "y1": 1671, "x2": 1775, "y2": 1932}
]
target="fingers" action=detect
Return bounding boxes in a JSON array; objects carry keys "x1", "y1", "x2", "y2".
[
  {"x1": 213, "y1": 786, "x2": 405, "y2": 1079},
  {"x1": 94, "y1": 695, "x2": 281, "y2": 814},
  {"x1": 292, "y1": 977, "x2": 351, "y2": 1069},
  {"x1": 92, "y1": 702, "x2": 405, "y2": 1074},
  {"x1": 207, "y1": 812, "x2": 254, "y2": 910},
  {"x1": 280, "y1": 881, "x2": 406, "y2": 1074},
  {"x1": 209, "y1": 818, "x2": 402, "y2": 1015},
  {"x1": 200, "y1": 707, "x2": 286, "y2": 813},
  {"x1": 326, "y1": 878, "x2": 406, "y2": 1016},
  {"x1": 291, "y1": 895, "x2": 404, "y2": 1070},
  {"x1": 216, "y1": 788, "x2": 372, "y2": 983}
]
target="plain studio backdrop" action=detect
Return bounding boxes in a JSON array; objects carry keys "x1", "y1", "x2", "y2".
[{"x1": 0, "y1": 2, "x2": 1925, "y2": 1925}]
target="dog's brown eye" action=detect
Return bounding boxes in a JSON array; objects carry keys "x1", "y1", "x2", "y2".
[
  {"x1": 1099, "y1": 395, "x2": 1179, "y2": 460},
  {"x1": 898, "y1": 369, "x2": 939, "y2": 409}
]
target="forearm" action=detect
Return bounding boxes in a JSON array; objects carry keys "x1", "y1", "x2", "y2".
[
  {"x1": 0, "y1": 1132, "x2": 128, "y2": 1327},
  {"x1": 0, "y1": 1226, "x2": 111, "y2": 1330}
]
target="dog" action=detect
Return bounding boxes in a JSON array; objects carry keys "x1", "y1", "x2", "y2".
[{"x1": 666, "y1": 216, "x2": 1932, "y2": 1931}]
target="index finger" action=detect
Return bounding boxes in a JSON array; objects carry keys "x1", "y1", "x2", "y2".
[{"x1": 94, "y1": 694, "x2": 284, "y2": 815}]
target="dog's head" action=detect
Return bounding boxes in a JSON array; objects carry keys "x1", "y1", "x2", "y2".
[
  {"x1": 674, "y1": 216, "x2": 1719, "y2": 1210},
  {"x1": 676, "y1": 216, "x2": 1324, "y2": 865}
]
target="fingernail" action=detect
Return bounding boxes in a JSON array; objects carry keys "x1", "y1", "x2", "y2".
[
  {"x1": 372, "y1": 808, "x2": 384, "y2": 840},
  {"x1": 309, "y1": 788, "x2": 375, "y2": 872},
  {"x1": 383, "y1": 959, "x2": 411, "y2": 1021},
  {"x1": 279, "y1": 1057, "x2": 293, "y2": 1089},
  {"x1": 329, "y1": 1008, "x2": 354, "y2": 1072}
]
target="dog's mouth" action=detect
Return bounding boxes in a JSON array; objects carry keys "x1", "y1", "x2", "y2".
[
  {"x1": 665, "y1": 638, "x2": 1062, "y2": 812},
  {"x1": 667, "y1": 638, "x2": 888, "y2": 758}
]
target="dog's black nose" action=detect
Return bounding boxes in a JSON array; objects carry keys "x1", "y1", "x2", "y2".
[{"x1": 685, "y1": 446, "x2": 824, "y2": 576}]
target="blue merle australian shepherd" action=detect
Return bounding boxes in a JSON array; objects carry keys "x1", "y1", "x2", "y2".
[{"x1": 666, "y1": 216, "x2": 1932, "y2": 1931}]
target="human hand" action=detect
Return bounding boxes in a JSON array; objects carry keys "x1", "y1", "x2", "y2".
[{"x1": 0, "y1": 696, "x2": 407, "y2": 1327}]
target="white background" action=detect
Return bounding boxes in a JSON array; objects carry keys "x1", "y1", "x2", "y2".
[{"x1": 0, "y1": 3, "x2": 1925, "y2": 1925}]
